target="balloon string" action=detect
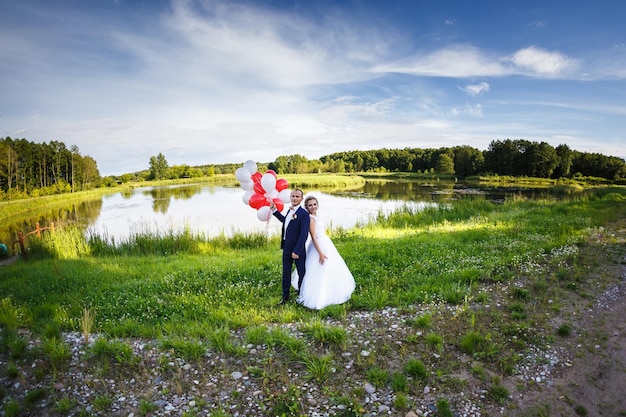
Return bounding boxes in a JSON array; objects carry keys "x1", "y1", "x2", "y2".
[{"x1": 265, "y1": 196, "x2": 272, "y2": 225}]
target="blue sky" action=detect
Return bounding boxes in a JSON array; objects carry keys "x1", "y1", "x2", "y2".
[{"x1": 1, "y1": 0, "x2": 625, "y2": 176}]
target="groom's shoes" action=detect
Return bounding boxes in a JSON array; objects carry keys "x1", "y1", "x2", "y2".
[{"x1": 278, "y1": 297, "x2": 289, "y2": 305}]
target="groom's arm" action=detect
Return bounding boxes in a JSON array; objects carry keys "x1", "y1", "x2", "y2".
[{"x1": 272, "y1": 210, "x2": 285, "y2": 223}]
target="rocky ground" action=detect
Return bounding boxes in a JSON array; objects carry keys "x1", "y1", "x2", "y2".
[
  {"x1": 509, "y1": 262, "x2": 626, "y2": 417},
  {"x1": 1, "y1": 221, "x2": 625, "y2": 417}
]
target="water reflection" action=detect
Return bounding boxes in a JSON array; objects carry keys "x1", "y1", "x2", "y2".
[
  {"x1": 0, "y1": 180, "x2": 537, "y2": 246},
  {"x1": 330, "y1": 179, "x2": 455, "y2": 201},
  {"x1": 142, "y1": 185, "x2": 206, "y2": 214},
  {"x1": 0, "y1": 199, "x2": 103, "y2": 249},
  {"x1": 85, "y1": 184, "x2": 434, "y2": 242}
]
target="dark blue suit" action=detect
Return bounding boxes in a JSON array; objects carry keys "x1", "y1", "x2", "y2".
[{"x1": 273, "y1": 206, "x2": 310, "y2": 300}]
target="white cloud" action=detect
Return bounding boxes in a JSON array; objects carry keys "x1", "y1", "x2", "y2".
[
  {"x1": 1, "y1": 0, "x2": 624, "y2": 175},
  {"x1": 375, "y1": 45, "x2": 508, "y2": 77},
  {"x1": 375, "y1": 45, "x2": 581, "y2": 79},
  {"x1": 414, "y1": 119, "x2": 450, "y2": 129},
  {"x1": 150, "y1": 0, "x2": 387, "y2": 89},
  {"x1": 460, "y1": 82, "x2": 490, "y2": 96},
  {"x1": 507, "y1": 46, "x2": 579, "y2": 77},
  {"x1": 449, "y1": 103, "x2": 483, "y2": 118},
  {"x1": 320, "y1": 96, "x2": 399, "y2": 123},
  {"x1": 466, "y1": 103, "x2": 483, "y2": 117}
]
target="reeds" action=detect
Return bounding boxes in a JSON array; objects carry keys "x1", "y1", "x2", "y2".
[
  {"x1": 81, "y1": 307, "x2": 95, "y2": 344},
  {"x1": 27, "y1": 224, "x2": 273, "y2": 259}
]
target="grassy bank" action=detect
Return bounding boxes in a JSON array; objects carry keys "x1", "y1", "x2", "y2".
[
  {"x1": 1, "y1": 188, "x2": 624, "y2": 335},
  {"x1": 279, "y1": 173, "x2": 365, "y2": 189},
  {"x1": 0, "y1": 186, "x2": 625, "y2": 416},
  {"x1": 0, "y1": 189, "x2": 118, "y2": 221},
  {"x1": 464, "y1": 174, "x2": 616, "y2": 194}
]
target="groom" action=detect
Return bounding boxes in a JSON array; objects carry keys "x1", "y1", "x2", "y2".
[{"x1": 271, "y1": 188, "x2": 310, "y2": 305}]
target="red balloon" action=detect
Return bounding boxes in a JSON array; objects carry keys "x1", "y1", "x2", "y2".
[
  {"x1": 265, "y1": 169, "x2": 277, "y2": 177},
  {"x1": 253, "y1": 181, "x2": 265, "y2": 195},
  {"x1": 251, "y1": 171, "x2": 263, "y2": 183},
  {"x1": 249, "y1": 193, "x2": 268, "y2": 209},
  {"x1": 275, "y1": 178, "x2": 289, "y2": 191},
  {"x1": 272, "y1": 198, "x2": 284, "y2": 212}
]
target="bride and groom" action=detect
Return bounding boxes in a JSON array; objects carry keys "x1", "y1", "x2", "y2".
[{"x1": 271, "y1": 189, "x2": 355, "y2": 310}]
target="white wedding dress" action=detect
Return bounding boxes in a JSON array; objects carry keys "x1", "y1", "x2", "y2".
[{"x1": 291, "y1": 214, "x2": 355, "y2": 310}]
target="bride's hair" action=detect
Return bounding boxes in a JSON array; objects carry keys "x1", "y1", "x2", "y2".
[{"x1": 304, "y1": 196, "x2": 318, "y2": 211}]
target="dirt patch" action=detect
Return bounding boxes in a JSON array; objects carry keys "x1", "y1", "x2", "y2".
[
  {"x1": 510, "y1": 225, "x2": 626, "y2": 417},
  {"x1": 512, "y1": 278, "x2": 626, "y2": 416}
]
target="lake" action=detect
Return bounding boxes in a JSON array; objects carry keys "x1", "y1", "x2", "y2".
[
  {"x1": 87, "y1": 183, "x2": 439, "y2": 241},
  {"x1": 0, "y1": 180, "x2": 531, "y2": 246}
]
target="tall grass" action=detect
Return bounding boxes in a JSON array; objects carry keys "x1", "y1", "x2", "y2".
[
  {"x1": 28, "y1": 225, "x2": 276, "y2": 258},
  {"x1": 282, "y1": 173, "x2": 366, "y2": 189},
  {"x1": 0, "y1": 187, "x2": 624, "y2": 339},
  {"x1": 88, "y1": 225, "x2": 204, "y2": 256},
  {"x1": 0, "y1": 189, "x2": 117, "y2": 220}
]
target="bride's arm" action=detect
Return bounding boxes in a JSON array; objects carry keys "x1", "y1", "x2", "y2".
[{"x1": 308, "y1": 217, "x2": 328, "y2": 264}]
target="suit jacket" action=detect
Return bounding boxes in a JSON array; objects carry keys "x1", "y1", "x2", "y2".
[{"x1": 273, "y1": 206, "x2": 310, "y2": 256}]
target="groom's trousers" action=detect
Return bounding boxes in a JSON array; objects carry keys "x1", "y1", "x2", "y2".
[{"x1": 282, "y1": 251, "x2": 306, "y2": 299}]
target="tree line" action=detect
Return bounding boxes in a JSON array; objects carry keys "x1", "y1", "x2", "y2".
[
  {"x1": 2, "y1": 136, "x2": 625, "y2": 201},
  {"x1": 268, "y1": 140, "x2": 626, "y2": 180},
  {"x1": 0, "y1": 137, "x2": 100, "y2": 199}
]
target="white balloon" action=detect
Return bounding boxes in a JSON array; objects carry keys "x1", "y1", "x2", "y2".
[
  {"x1": 235, "y1": 167, "x2": 251, "y2": 183},
  {"x1": 242, "y1": 190, "x2": 254, "y2": 205},
  {"x1": 244, "y1": 160, "x2": 257, "y2": 175},
  {"x1": 256, "y1": 206, "x2": 271, "y2": 221},
  {"x1": 268, "y1": 189, "x2": 279, "y2": 199},
  {"x1": 240, "y1": 180, "x2": 253, "y2": 191},
  {"x1": 279, "y1": 188, "x2": 291, "y2": 203},
  {"x1": 261, "y1": 173, "x2": 276, "y2": 195}
]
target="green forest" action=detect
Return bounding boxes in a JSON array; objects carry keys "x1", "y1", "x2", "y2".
[{"x1": 1, "y1": 136, "x2": 625, "y2": 201}]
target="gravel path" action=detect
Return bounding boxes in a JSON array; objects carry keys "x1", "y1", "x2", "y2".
[{"x1": 2, "y1": 300, "x2": 608, "y2": 417}]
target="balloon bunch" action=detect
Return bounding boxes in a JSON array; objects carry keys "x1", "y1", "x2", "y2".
[{"x1": 236, "y1": 160, "x2": 291, "y2": 221}]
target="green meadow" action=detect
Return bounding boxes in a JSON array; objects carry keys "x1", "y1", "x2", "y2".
[
  {"x1": 1, "y1": 185, "x2": 624, "y2": 337},
  {"x1": 0, "y1": 180, "x2": 625, "y2": 416}
]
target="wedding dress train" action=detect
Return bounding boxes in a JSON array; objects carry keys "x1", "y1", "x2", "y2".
[{"x1": 292, "y1": 215, "x2": 355, "y2": 310}]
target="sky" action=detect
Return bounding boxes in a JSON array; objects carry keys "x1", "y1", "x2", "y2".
[{"x1": 1, "y1": 0, "x2": 625, "y2": 176}]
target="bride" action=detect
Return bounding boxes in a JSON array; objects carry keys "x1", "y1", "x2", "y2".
[{"x1": 292, "y1": 196, "x2": 355, "y2": 310}]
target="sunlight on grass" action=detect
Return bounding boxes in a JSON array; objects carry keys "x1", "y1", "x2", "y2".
[
  {"x1": 430, "y1": 218, "x2": 511, "y2": 234},
  {"x1": 353, "y1": 226, "x2": 421, "y2": 239},
  {"x1": 0, "y1": 187, "x2": 623, "y2": 338},
  {"x1": 0, "y1": 181, "x2": 624, "y2": 417}
]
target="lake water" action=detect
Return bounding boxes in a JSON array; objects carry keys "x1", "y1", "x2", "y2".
[
  {"x1": 1, "y1": 180, "x2": 528, "y2": 246},
  {"x1": 87, "y1": 184, "x2": 438, "y2": 241}
]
